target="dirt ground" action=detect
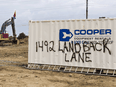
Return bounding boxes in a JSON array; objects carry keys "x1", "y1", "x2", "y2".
[{"x1": 0, "y1": 40, "x2": 115, "y2": 87}]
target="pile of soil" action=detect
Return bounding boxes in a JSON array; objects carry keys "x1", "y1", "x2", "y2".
[
  {"x1": 19, "y1": 37, "x2": 28, "y2": 45},
  {"x1": 17, "y1": 32, "x2": 28, "y2": 39},
  {"x1": 9, "y1": 32, "x2": 28, "y2": 45},
  {"x1": 17, "y1": 33, "x2": 28, "y2": 45}
]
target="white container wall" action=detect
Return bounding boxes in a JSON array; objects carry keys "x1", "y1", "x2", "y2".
[{"x1": 28, "y1": 18, "x2": 116, "y2": 69}]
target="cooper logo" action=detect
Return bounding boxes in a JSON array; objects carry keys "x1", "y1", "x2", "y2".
[{"x1": 59, "y1": 29, "x2": 111, "y2": 42}]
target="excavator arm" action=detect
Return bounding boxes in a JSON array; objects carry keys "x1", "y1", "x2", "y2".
[
  {"x1": 11, "y1": 17, "x2": 16, "y2": 41},
  {"x1": 0, "y1": 19, "x2": 11, "y2": 34}
]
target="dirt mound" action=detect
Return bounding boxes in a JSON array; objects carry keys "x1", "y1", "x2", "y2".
[
  {"x1": 19, "y1": 37, "x2": 28, "y2": 44},
  {"x1": 17, "y1": 32, "x2": 28, "y2": 39},
  {"x1": 17, "y1": 33, "x2": 28, "y2": 45}
]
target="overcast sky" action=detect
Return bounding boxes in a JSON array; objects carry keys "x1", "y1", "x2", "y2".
[{"x1": 0, "y1": 0, "x2": 116, "y2": 36}]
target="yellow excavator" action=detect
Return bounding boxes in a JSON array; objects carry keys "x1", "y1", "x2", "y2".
[{"x1": 0, "y1": 11, "x2": 17, "y2": 46}]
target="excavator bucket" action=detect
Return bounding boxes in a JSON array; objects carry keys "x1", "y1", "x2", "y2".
[{"x1": 12, "y1": 40, "x2": 17, "y2": 44}]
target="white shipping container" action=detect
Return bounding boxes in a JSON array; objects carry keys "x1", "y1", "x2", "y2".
[{"x1": 28, "y1": 18, "x2": 116, "y2": 69}]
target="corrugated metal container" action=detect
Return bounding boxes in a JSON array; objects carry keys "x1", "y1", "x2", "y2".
[{"x1": 28, "y1": 18, "x2": 116, "y2": 69}]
